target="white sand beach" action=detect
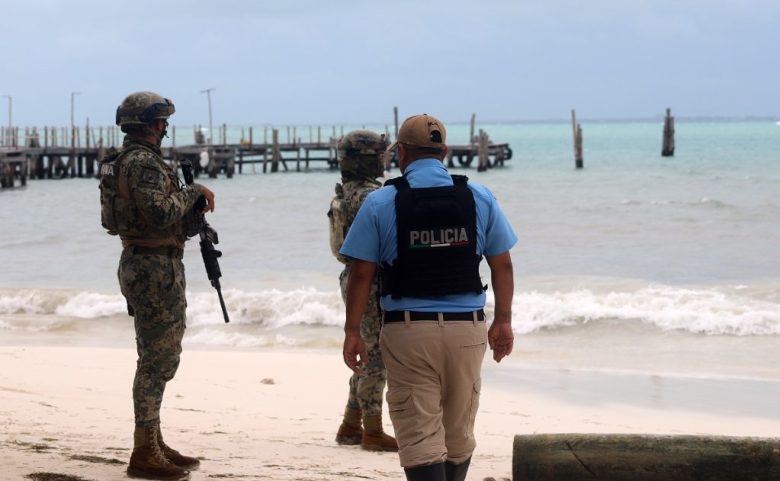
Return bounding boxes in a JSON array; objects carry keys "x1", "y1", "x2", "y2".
[{"x1": 3, "y1": 345, "x2": 780, "y2": 481}]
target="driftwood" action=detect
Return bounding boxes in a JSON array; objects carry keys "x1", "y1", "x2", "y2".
[{"x1": 513, "y1": 433, "x2": 780, "y2": 481}]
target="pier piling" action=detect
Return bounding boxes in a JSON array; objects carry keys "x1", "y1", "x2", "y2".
[
  {"x1": 572, "y1": 109, "x2": 584, "y2": 169},
  {"x1": 662, "y1": 108, "x2": 675, "y2": 157}
]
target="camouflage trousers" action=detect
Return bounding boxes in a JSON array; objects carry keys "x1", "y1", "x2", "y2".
[
  {"x1": 118, "y1": 247, "x2": 187, "y2": 428},
  {"x1": 340, "y1": 264, "x2": 386, "y2": 416}
]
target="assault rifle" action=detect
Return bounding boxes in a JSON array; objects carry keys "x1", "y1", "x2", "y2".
[{"x1": 180, "y1": 159, "x2": 230, "y2": 323}]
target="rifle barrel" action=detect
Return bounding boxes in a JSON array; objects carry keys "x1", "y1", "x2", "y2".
[{"x1": 216, "y1": 285, "x2": 230, "y2": 323}]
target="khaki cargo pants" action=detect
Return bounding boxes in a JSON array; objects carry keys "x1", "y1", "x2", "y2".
[{"x1": 380, "y1": 317, "x2": 487, "y2": 467}]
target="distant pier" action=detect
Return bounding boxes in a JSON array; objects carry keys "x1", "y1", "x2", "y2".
[{"x1": 0, "y1": 121, "x2": 512, "y2": 187}]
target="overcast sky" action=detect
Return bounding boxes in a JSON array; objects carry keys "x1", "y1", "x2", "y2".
[{"x1": 1, "y1": 0, "x2": 778, "y2": 126}]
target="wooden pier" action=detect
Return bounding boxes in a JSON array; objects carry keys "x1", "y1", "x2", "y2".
[{"x1": 0, "y1": 121, "x2": 512, "y2": 187}]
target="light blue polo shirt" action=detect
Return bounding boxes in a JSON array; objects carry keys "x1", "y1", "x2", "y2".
[{"x1": 340, "y1": 158, "x2": 517, "y2": 312}]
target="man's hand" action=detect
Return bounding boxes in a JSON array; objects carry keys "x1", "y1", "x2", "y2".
[
  {"x1": 343, "y1": 330, "x2": 367, "y2": 374},
  {"x1": 198, "y1": 185, "x2": 215, "y2": 213},
  {"x1": 485, "y1": 251, "x2": 514, "y2": 363},
  {"x1": 488, "y1": 321, "x2": 514, "y2": 363}
]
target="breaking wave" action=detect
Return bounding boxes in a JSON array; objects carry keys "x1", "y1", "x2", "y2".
[{"x1": 1, "y1": 284, "x2": 778, "y2": 341}]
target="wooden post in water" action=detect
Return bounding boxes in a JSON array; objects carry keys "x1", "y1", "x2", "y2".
[
  {"x1": 477, "y1": 129, "x2": 490, "y2": 172},
  {"x1": 571, "y1": 109, "x2": 584, "y2": 169},
  {"x1": 393, "y1": 106, "x2": 399, "y2": 140},
  {"x1": 470, "y1": 113, "x2": 476, "y2": 144},
  {"x1": 85, "y1": 119, "x2": 95, "y2": 176},
  {"x1": 271, "y1": 128, "x2": 280, "y2": 173},
  {"x1": 662, "y1": 108, "x2": 675, "y2": 157},
  {"x1": 317, "y1": 126, "x2": 321, "y2": 145},
  {"x1": 513, "y1": 434, "x2": 780, "y2": 481},
  {"x1": 262, "y1": 127, "x2": 269, "y2": 172}
]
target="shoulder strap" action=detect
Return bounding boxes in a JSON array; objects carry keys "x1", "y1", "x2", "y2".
[
  {"x1": 450, "y1": 174, "x2": 469, "y2": 185},
  {"x1": 384, "y1": 175, "x2": 409, "y2": 190}
]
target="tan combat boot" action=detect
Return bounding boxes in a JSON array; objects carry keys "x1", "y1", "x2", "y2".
[
  {"x1": 127, "y1": 426, "x2": 190, "y2": 480},
  {"x1": 361, "y1": 413, "x2": 398, "y2": 452},
  {"x1": 157, "y1": 422, "x2": 201, "y2": 470},
  {"x1": 335, "y1": 406, "x2": 363, "y2": 445}
]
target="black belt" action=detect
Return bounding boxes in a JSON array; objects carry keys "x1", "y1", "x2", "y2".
[
  {"x1": 130, "y1": 246, "x2": 183, "y2": 258},
  {"x1": 383, "y1": 309, "x2": 485, "y2": 323}
]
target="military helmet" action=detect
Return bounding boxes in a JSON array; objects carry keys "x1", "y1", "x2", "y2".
[
  {"x1": 338, "y1": 130, "x2": 386, "y2": 178},
  {"x1": 115, "y1": 91, "x2": 175, "y2": 126}
]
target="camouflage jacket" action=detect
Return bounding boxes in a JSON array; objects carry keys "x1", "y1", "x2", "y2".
[
  {"x1": 102, "y1": 136, "x2": 203, "y2": 248},
  {"x1": 328, "y1": 178, "x2": 381, "y2": 264}
]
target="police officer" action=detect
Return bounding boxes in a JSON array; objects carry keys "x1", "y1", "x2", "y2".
[
  {"x1": 340, "y1": 114, "x2": 516, "y2": 481},
  {"x1": 100, "y1": 91, "x2": 215, "y2": 480},
  {"x1": 329, "y1": 130, "x2": 398, "y2": 452}
]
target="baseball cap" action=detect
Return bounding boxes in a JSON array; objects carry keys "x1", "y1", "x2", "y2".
[{"x1": 387, "y1": 114, "x2": 447, "y2": 152}]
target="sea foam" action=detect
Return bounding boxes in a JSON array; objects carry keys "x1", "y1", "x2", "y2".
[{"x1": 1, "y1": 285, "x2": 778, "y2": 338}]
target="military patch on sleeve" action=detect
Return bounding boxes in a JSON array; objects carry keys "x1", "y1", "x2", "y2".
[{"x1": 138, "y1": 166, "x2": 164, "y2": 187}]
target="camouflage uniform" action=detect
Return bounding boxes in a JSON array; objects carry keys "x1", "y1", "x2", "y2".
[
  {"x1": 335, "y1": 180, "x2": 384, "y2": 415},
  {"x1": 331, "y1": 130, "x2": 397, "y2": 452},
  {"x1": 111, "y1": 137, "x2": 202, "y2": 427},
  {"x1": 104, "y1": 91, "x2": 205, "y2": 479}
]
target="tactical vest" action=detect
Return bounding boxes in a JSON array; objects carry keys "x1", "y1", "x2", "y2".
[
  {"x1": 328, "y1": 180, "x2": 380, "y2": 265},
  {"x1": 328, "y1": 183, "x2": 349, "y2": 264},
  {"x1": 98, "y1": 143, "x2": 182, "y2": 245},
  {"x1": 380, "y1": 175, "x2": 485, "y2": 299}
]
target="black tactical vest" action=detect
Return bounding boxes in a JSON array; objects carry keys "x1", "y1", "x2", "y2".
[{"x1": 380, "y1": 175, "x2": 485, "y2": 299}]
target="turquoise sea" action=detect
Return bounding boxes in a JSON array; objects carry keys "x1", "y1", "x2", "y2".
[{"x1": 1, "y1": 119, "x2": 779, "y2": 373}]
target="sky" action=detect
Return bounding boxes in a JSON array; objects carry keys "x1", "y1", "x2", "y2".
[{"x1": 0, "y1": 0, "x2": 778, "y2": 127}]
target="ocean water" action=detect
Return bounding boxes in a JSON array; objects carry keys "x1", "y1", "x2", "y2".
[{"x1": 1, "y1": 119, "x2": 779, "y2": 382}]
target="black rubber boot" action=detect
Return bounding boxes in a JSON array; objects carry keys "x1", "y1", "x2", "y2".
[
  {"x1": 445, "y1": 457, "x2": 471, "y2": 481},
  {"x1": 404, "y1": 461, "x2": 446, "y2": 481}
]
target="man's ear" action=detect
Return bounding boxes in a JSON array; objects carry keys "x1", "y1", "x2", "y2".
[{"x1": 397, "y1": 144, "x2": 408, "y2": 173}]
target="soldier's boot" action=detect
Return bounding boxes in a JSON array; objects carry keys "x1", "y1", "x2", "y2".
[
  {"x1": 445, "y1": 456, "x2": 471, "y2": 481},
  {"x1": 335, "y1": 406, "x2": 363, "y2": 445},
  {"x1": 127, "y1": 426, "x2": 190, "y2": 480},
  {"x1": 157, "y1": 422, "x2": 201, "y2": 470},
  {"x1": 361, "y1": 413, "x2": 398, "y2": 452},
  {"x1": 404, "y1": 462, "x2": 446, "y2": 481}
]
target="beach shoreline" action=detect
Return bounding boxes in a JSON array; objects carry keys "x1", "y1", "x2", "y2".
[{"x1": 3, "y1": 345, "x2": 779, "y2": 481}]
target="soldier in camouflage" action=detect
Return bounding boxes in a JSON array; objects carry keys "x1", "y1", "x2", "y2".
[
  {"x1": 100, "y1": 91, "x2": 215, "y2": 480},
  {"x1": 328, "y1": 130, "x2": 398, "y2": 452}
]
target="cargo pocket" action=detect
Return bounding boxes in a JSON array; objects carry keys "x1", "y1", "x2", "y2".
[
  {"x1": 386, "y1": 386, "x2": 415, "y2": 441},
  {"x1": 386, "y1": 387, "x2": 413, "y2": 414},
  {"x1": 467, "y1": 378, "x2": 481, "y2": 433}
]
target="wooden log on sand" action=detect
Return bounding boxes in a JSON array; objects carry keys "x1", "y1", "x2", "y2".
[{"x1": 513, "y1": 433, "x2": 780, "y2": 481}]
